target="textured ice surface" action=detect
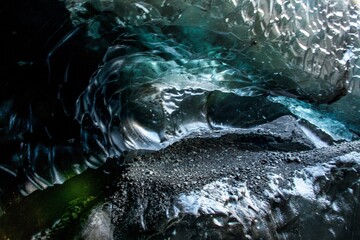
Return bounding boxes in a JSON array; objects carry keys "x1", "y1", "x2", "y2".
[
  {"x1": 66, "y1": 0, "x2": 360, "y2": 100},
  {"x1": 270, "y1": 96, "x2": 354, "y2": 141},
  {"x1": 1, "y1": 0, "x2": 360, "y2": 194},
  {"x1": 74, "y1": 0, "x2": 360, "y2": 166}
]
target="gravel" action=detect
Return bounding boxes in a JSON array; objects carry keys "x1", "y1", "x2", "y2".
[{"x1": 105, "y1": 116, "x2": 360, "y2": 238}]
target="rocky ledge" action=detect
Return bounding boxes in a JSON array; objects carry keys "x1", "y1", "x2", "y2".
[
  {"x1": 82, "y1": 116, "x2": 360, "y2": 240},
  {"x1": 2, "y1": 116, "x2": 360, "y2": 240}
]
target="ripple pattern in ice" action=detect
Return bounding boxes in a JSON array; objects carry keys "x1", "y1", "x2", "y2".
[{"x1": 1, "y1": 0, "x2": 360, "y2": 194}]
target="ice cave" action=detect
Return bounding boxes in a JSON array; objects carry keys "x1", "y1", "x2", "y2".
[{"x1": 0, "y1": 0, "x2": 360, "y2": 239}]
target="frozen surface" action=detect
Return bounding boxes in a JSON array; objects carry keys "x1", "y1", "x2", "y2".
[
  {"x1": 2, "y1": 0, "x2": 360, "y2": 239},
  {"x1": 1, "y1": 0, "x2": 360, "y2": 194},
  {"x1": 73, "y1": 0, "x2": 360, "y2": 180}
]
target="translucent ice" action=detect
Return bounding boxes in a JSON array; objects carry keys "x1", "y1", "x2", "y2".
[{"x1": 2, "y1": 0, "x2": 360, "y2": 194}]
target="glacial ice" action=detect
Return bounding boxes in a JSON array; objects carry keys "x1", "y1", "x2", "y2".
[
  {"x1": 73, "y1": 0, "x2": 360, "y2": 166},
  {"x1": 1, "y1": 0, "x2": 359, "y2": 194},
  {"x1": 0, "y1": 0, "x2": 359, "y2": 238}
]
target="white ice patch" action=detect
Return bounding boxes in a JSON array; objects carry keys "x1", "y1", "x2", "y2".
[
  {"x1": 81, "y1": 205, "x2": 114, "y2": 240},
  {"x1": 299, "y1": 124, "x2": 329, "y2": 148},
  {"x1": 293, "y1": 176, "x2": 315, "y2": 200}
]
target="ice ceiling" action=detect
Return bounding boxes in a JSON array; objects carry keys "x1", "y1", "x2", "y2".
[
  {"x1": 0, "y1": 1, "x2": 360, "y2": 239},
  {"x1": 0, "y1": 0, "x2": 359, "y2": 193},
  {"x1": 72, "y1": 0, "x2": 360, "y2": 178}
]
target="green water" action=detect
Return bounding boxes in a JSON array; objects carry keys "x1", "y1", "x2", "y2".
[{"x1": 0, "y1": 163, "x2": 118, "y2": 239}]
